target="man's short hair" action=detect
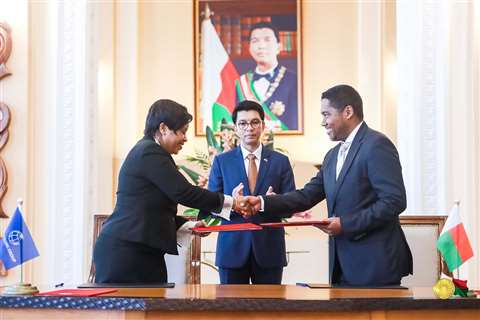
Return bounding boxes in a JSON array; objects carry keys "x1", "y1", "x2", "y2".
[
  {"x1": 249, "y1": 22, "x2": 280, "y2": 43},
  {"x1": 232, "y1": 100, "x2": 265, "y2": 123},
  {"x1": 144, "y1": 99, "x2": 192, "y2": 137},
  {"x1": 321, "y1": 85, "x2": 364, "y2": 120}
]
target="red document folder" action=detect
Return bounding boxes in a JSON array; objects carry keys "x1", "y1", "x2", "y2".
[
  {"x1": 191, "y1": 223, "x2": 262, "y2": 233},
  {"x1": 260, "y1": 220, "x2": 329, "y2": 228},
  {"x1": 37, "y1": 288, "x2": 117, "y2": 297}
]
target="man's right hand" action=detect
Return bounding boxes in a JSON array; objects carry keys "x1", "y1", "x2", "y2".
[{"x1": 266, "y1": 186, "x2": 275, "y2": 195}]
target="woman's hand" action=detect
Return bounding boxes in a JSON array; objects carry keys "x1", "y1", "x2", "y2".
[{"x1": 197, "y1": 175, "x2": 208, "y2": 188}]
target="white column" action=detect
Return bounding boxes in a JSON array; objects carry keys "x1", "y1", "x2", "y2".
[
  {"x1": 28, "y1": 0, "x2": 101, "y2": 285},
  {"x1": 397, "y1": 0, "x2": 449, "y2": 215},
  {"x1": 51, "y1": 0, "x2": 89, "y2": 284}
]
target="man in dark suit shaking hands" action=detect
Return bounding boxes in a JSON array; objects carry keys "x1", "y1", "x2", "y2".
[{"x1": 240, "y1": 85, "x2": 413, "y2": 286}]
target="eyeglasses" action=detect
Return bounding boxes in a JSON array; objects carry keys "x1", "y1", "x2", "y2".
[{"x1": 236, "y1": 119, "x2": 262, "y2": 130}]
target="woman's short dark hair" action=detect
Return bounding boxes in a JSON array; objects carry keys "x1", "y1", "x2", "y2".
[
  {"x1": 232, "y1": 100, "x2": 265, "y2": 123},
  {"x1": 144, "y1": 99, "x2": 193, "y2": 137}
]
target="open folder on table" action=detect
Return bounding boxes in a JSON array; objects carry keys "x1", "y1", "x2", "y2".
[
  {"x1": 37, "y1": 288, "x2": 117, "y2": 296},
  {"x1": 260, "y1": 220, "x2": 329, "y2": 228},
  {"x1": 77, "y1": 283, "x2": 175, "y2": 288},
  {"x1": 191, "y1": 221, "x2": 330, "y2": 233},
  {"x1": 296, "y1": 283, "x2": 408, "y2": 289},
  {"x1": 191, "y1": 223, "x2": 262, "y2": 233}
]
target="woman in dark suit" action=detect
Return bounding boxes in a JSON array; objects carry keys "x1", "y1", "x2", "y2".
[{"x1": 93, "y1": 99, "x2": 239, "y2": 283}]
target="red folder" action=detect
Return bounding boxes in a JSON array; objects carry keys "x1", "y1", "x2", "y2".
[
  {"x1": 191, "y1": 223, "x2": 262, "y2": 233},
  {"x1": 260, "y1": 220, "x2": 329, "y2": 228},
  {"x1": 37, "y1": 288, "x2": 117, "y2": 297}
]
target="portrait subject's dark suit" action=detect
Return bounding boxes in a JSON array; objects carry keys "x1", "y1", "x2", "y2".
[
  {"x1": 264, "y1": 123, "x2": 413, "y2": 286},
  {"x1": 236, "y1": 65, "x2": 298, "y2": 130},
  {"x1": 199, "y1": 146, "x2": 295, "y2": 284},
  {"x1": 94, "y1": 136, "x2": 224, "y2": 283}
]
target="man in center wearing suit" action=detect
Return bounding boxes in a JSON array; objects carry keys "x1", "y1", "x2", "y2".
[
  {"x1": 240, "y1": 85, "x2": 413, "y2": 286},
  {"x1": 199, "y1": 100, "x2": 295, "y2": 284}
]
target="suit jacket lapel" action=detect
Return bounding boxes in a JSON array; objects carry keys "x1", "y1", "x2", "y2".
[
  {"x1": 254, "y1": 146, "x2": 272, "y2": 195},
  {"x1": 331, "y1": 123, "x2": 368, "y2": 207}
]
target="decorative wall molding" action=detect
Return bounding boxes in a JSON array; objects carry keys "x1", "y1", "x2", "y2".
[
  {"x1": 396, "y1": 1, "x2": 448, "y2": 215},
  {"x1": 419, "y1": 1, "x2": 439, "y2": 212},
  {"x1": 54, "y1": 0, "x2": 89, "y2": 284},
  {"x1": 0, "y1": 21, "x2": 12, "y2": 80},
  {"x1": 0, "y1": 21, "x2": 12, "y2": 218},
  {"x1": 0, "y1": 103, "x2": 10, "y2": 218}
]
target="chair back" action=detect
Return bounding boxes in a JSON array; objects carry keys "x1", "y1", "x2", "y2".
[
  {"x1": 88, "y1": 214, "x2": 109, "y2": 283},
  {"x1": 88, "y1": 213, "x2": 201, "y2": 284},
  {"x1": 400, "y1": 215, "x2": 447, "y2": 286}
]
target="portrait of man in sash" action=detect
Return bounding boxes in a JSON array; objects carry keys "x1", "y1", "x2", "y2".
[
  {"x1": 195, "y1": 0, "x2": 302, "y2": 135},
  {"x1": 235, "y1": 22, "x2": 298, "y2": 131}
]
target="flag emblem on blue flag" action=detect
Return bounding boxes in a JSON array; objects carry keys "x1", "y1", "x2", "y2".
[{"x1": 0, "y1": 207, "x2": 39, "y2": 270}]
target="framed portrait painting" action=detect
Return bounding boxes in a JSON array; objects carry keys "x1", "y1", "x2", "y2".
[{"x1": 194, "y1": 0, "x2": 303, "y2": 135}]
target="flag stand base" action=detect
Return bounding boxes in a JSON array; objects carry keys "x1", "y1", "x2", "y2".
[{"x1": 2, "y1": 283, "x2": 39, "y2": 296}]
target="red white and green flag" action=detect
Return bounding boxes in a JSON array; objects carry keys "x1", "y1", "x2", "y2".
[
  {"x1": 200, "y1": 17, "x2": 239, "y2": 132},
  {"x1": 436, "y1": 202, "x2": 474, "y2": 272}
]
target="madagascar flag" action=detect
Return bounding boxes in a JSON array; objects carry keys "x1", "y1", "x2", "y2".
[
  {"x1": 200, "y1": 16, "x2": 239, "y2": 132},
  {"x1": 436, "y1": 203, "x2": 474, "y2": 272}
]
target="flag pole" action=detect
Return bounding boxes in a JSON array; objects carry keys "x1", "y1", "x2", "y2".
[
  {"x1": 203, "y1": 3, "x2": 212, "y2": 20},
  {"x1": 454, "y1": 200, "x2": 460, "y2": 280},
  {"x1": 17, "y1": 198, "x2": 24, "y2": 285}
]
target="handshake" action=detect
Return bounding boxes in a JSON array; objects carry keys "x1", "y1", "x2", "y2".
[
  {"x1": 231, "y1": 183, "x2": 275, "y2": 218},
  {"x1": 233, "y1": 195, "x2": 261, "y2": 218}
]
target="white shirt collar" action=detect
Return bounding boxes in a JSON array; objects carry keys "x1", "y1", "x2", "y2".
[
  {"x1": 241, "y1": 144, "x2": 263, "y2": 160},
  {"x1": 343, "y1": 121, "x2": 364, "y2": 145},
  {"x1": 255, "y1": 62, "x2": 278, "y2": 76}
]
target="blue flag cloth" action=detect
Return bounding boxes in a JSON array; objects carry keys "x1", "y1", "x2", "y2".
[{"x1": 0, "y1": 207, "x2": 39, "y2": 270}]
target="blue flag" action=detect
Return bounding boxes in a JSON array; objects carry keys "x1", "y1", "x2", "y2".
[{"x1": 0, "y1": 207, "x2": 39, "y2": 270}]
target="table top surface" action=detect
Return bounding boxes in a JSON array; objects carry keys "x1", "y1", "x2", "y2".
[
  {"x1": 0, "y1": 284, "x2": 478, "y2": 312},
  {"x1": 98, "y1": 284, "x2": 417, "y2": 299}
]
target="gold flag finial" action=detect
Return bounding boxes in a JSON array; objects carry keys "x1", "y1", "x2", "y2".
[{"x1": 202, "y1": 3, "x2": 213, "y2": 20}]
